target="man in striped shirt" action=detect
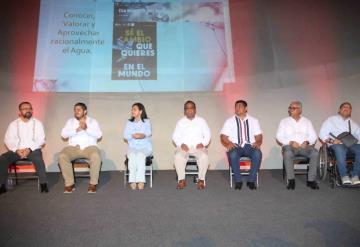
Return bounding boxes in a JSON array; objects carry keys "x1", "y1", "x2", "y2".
[{"x1": 220, "y1": 100, "x2": 262, "y2": 190}]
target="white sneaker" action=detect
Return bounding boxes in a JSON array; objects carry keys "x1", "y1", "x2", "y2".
[
  {"x1": 341, "y1": 176, "x2": 352, "y2": 185},
  {"x1": 351, "y1": 176, "x2": 360, "y2": 185}
]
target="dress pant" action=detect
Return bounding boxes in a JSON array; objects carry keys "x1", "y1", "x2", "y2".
[
  {"x1": 0, "y1": 149, "x2": 47, "y2": 184},
  {"x1": 58, "y1": 145, "x2": 101, "y2": 186},
  {"x1": 282, "y1": 145, "x2": 319, "y2": 181},
  {"x1": 174, "y1": 147, "x2": 209, "y2": 181}
]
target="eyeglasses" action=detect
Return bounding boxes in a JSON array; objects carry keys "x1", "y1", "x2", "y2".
[
  {"x1": 288, "y1": 106, "x2": 300, "y2": 110},
  {"x1": 20, "y1": 108, "x2": 33, "y2": 111}
]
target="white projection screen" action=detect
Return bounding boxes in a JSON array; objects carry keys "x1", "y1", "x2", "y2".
[{"x1": 33, "y1": 0, "x2": 234, "y2": 92}]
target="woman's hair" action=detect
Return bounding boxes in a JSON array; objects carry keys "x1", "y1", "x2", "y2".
[{"x1": 129, "y1": 102, "x2": 148, "y2": 122}]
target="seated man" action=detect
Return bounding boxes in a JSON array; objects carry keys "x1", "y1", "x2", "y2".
[
  {"x1": 172, "y1": 100, "x2": 211, "y2": 190},
  {"x1": 59, "y1": 102, "x2": 102, "y2": 194},
  {"x1": 0, "y1": 102, "x2": 48, "y2": 194},
  {"x1": 276, "y1": 101, "x2": 319, "y2": 190},
  {"x1": 220, "y1": 100, "x2": 262, "y2": 190},
  {"x1": 319, "y1": 102, "x2": 360, "y2": 185}
]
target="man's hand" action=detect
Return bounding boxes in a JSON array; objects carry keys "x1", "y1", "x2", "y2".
[
  {"x1": 252, "y1": 141, "x2": 261, "y2": 149},
  {"x1": 333, "y1": 139, "x2": 341, "y2": 144},
  {"x1": 23, "y1": 148, "x2": 31, "y2": 158},
  {"x1": 76, "y1": 119, "x2": 87, "y2": 132},
  {"x1": 16, "y1": 149, "x2": 24, "y2": 158},
  {"x1": 300, "y1": 141, "x2": 309, "y2": 149},
  {"x1": 79, "y1": 120, "x2": 87, "y2": 130},
  {"x1": 196, "y1": 143, "x2": 204, "y2": 149},
  {"x1": 289, "y1": 141, "x2": 300, "y2": 148},
  {"x1": 181, "y1": 144, "x2": 189, "y2": 152},
  {"x1": 16, "y1": 149, "x2": 28, "y2": 159},
  {"x1": 132, "y1": 133, "x2": 145, "y2": 139},
  {"x1": 226, "y1": 142, "x2": 237, "y2": 150}
]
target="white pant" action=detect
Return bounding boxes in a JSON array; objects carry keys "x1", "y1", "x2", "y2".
[
  {"x1": 174, "y1": 148, "x2": 209, "y2": 181},
  {"x1": 128, "y1": 151, "x2": 146, "y2": 183}
]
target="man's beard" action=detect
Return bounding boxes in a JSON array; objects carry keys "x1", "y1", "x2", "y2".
[
  {"x1": 23, "y1": 112, "x2": 32, "y2": 119},
  {"x1": 75, "y1": 114, "x2": 84, "y2": 120}
]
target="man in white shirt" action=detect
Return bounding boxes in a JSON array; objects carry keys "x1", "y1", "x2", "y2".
[
  {"x1": 172, "y1": 101, "x2": 211, "y2": 190},
  {"x1": 220, "y1": 100, "x2": 262, "y2": 190},
  {"x1": 59, "y1": 102, "x2": 102, "y2": 193},
  {"x1": 276, "y1": 101, "x2": 319, "y2": 190},
  {"x1": 319, "y1": 102, "x2": 360, "y2": 185},
  {"x1": 0, "y1": 102, "x2": 48, "y2": 195}
]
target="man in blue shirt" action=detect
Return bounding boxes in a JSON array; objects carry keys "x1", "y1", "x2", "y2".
[{"x1": 319, "y1": 102, "x2": 360, "y2": 185}]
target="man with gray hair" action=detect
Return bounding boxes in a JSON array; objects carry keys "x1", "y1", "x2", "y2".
[{"x1": 276, "y1": 101, "x2": 319, "y2": 190}]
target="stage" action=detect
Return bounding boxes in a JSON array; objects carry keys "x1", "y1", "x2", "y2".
[{"x1": 1, "y1": 170, "x2": 359, "y2": 247}]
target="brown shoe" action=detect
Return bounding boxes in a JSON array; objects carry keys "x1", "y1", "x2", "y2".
[
  {"x1": 87, "y1": 184, "x2": 97, "y2": 194},
  {"x1": 176, "y1": 179, "x2": 186, "y2": 190},
  {"x1": 197, "y1": 180, "x2": 205, "y2": 190},
  {"x1": 64, "y1": 184, "x2": 75, "y2": 194}
]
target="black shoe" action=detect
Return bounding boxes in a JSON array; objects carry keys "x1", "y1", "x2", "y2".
[
  {"x1": 235, "y1": 182, "x2": 242, "y2": 190},
  {"x1": 235, "y1": 182, "x2": 243, "y2": 190},
  {"x1": 0, "y1": 184, "x2": 7, "y2": 195},
  {"x1": 287, "y1": 179, "x2": 295, "y2": 190},
  {"x1": 307, "y1": 181, "x2": 319, "y2": 190},
  {"x1": 247, "y1": 182, "x2": 257, "y2": 190},
  {"x1": 40, "y1": 183, "x2": 49, "y2": 193}
]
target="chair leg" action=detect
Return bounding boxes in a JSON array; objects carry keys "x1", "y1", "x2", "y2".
[
  {"x1": 150, "y1": 167, "x2": 153, "y2": 188},
  {"x1": 72, "y1": 163, "x2": 77, "y2": 184},
  {"x1": 229, "y1": 166, "x2": 233, "y2": 188},
  {"x1": 307, "y1": 165, "x2": 309, "y2": 181},
  {"x1": 14, "y1": 165, "x2": 19, "y2": 185},
  {"x1": 124, "y1": 170, "x2": 127, "y2": 188},
  {"x1": 282, "y1": 161, "x2": 286, "y2": 181}
]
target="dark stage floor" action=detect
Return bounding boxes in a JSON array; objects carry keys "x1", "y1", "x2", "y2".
[{"x1": 1, "y1": 170, "x2": 360, "y2": 247}]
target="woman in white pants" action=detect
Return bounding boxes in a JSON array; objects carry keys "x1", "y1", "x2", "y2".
[{"x1": 124, "y1": 103, "x2": 152, "y2": 190}]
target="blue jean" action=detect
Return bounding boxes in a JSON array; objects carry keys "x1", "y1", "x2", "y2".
[
  {"x1": 330, "y1": 144, "x2": 360, "y2": 177},
  {"x1": 227, "y1": 144, "x2": 262, "y2": 182}
]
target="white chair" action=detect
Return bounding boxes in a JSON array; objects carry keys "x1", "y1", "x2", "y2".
[
  {"x1": 124, "y1": 156, "x2": 153, "y2": 188},
  {"x1": 229, "y1": 157, "x2": 258, "y2": 188}
]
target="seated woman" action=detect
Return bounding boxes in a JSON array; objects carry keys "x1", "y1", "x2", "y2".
[{"x1": 123, "y1": 103, "x2": 152, "y2": 190}]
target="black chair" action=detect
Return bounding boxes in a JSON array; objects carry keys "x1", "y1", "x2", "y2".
[
  {"x1": 185, "y1": 155, "x2": 199, "y2": 183},
  {"x1": 8, "y1": 159, "x2": 40, "y2": 189},
  {"x1": 124, "y1": 155, "x2": 153, "y2": 188},
  {"x1": 70, "y1": 158, "x2": 102, "y2": 183},
  {"x1": 72, "y1": 158, "x2": 91, "y2": 180},
  {"x1": 319, "y1": 143, "x2": 356, "y2": 188}
]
